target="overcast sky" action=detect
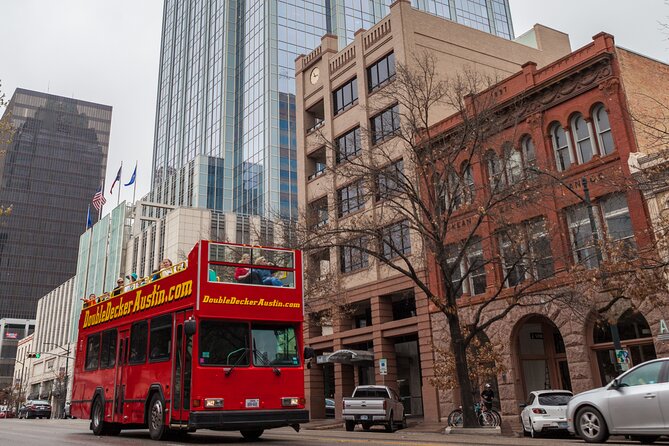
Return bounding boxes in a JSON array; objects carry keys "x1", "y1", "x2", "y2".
[{"x1": 0, "y1": 0, "x2": 667, "y2": 208}]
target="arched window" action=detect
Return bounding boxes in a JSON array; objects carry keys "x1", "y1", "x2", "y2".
[
  {"x1": 591, "y1": 309, "x2": 656, "y2": 386},
  {"x1": 461, "y1": 162, "x2": 475, "y2": 202},
  {"x1": 593, "y1": 105, "x2": 615, "y2": 155},
  {"x1": 504, "y1": 145, "x2": 523, "y2": 184},
  {"x1": 551, "y1": 124, "x2": 571, "y2": 171},
  {"x1": 445, "y1": 169, "x2": 463, "y2": 211},
  {"x1": 521, "y1": 135, "x2": 536, "y2": 170},
  {"x1": 571, "y1": 113, "x2": 594, "y2": 163},
  {"x1": 486, "y1": 150, "x2": 502, "y2": 189}
]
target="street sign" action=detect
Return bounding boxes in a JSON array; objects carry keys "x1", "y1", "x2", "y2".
[
  {"x1": 615, "y1": 349, "x2": 630, "y2": 371},
  {"x1": 379, "y1": 358, "x2": 387, "y2": 375}
]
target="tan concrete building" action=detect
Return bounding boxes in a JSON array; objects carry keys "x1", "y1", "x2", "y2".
[{"x1": 295, "y1": 0, "x2": 571, "y2": 422}]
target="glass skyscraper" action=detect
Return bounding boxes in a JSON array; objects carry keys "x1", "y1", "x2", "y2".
[
  {"x1": 151, "y1": 0, "x2": 513, "y2": 219},
  {"x1": 0, "y1": 89, "x2": 111, "y2": 319}
]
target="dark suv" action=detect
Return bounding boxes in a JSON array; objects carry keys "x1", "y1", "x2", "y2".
[{"x1": 18, "y1": 400, "x2": 52, "y2": 419}]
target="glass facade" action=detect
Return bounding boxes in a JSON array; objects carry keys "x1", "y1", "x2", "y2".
[
  {"x1": 151, "y1": 0, "x2": 513, "y2": 218},
  {"x1": 0, "y1": 89, "x2": 110, "y2": 320}
]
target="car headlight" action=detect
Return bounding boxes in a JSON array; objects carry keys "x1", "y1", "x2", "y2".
[{"x1": 204, "y1": 398, "x2": 224, "y2": 408}]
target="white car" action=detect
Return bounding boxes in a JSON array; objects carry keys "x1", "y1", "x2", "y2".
[
  {"x1": 567, "y1": 358, "x2": 669, "y2": 443},
  {"x1": 520, "y1": 390, "x2": 573, "y2": 437}
]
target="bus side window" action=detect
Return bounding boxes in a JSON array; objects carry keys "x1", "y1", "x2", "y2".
[
  {"x1": 85, "y1": 334, "x2": 100, "y2": 370},
  {"x1": 129, "y1": 321, "x2": 148, "y2": 364},
  {"x1": 100, "y1": 329, "x2": 117, "y2": 369},
  {"x1": 149, "y1": 315, "x2": 172, "y2": 362}
]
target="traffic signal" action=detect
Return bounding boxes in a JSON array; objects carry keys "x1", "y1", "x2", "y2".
[{"x1": 27, "y1": 353, "x2": 40, "y2": 359}]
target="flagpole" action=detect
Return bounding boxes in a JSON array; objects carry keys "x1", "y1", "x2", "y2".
[
  {"x1": 99, "y1": 181, "x2": 104, "y2": 220},
  {"x1": 117, "y1": 161, "x2": 122, "y2": 207},
  {"x1": 132, "y1": 161, "x2": 137, "y2": 204}
]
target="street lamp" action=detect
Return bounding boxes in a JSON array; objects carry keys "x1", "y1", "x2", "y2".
[{"x1": 527, "y1": 167, "x2": 623, "y2": 368}]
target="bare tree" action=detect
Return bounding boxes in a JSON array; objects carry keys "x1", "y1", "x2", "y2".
[{"x1": 295, "y1": 53, "x2": 669, "y2": 427}]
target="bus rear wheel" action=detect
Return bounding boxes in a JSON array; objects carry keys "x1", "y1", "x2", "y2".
[
  {"x1": 240, "y1": 429, "x2": 264, "y2": 440},
  {"x1": 148, "y1": 393, "x2": 168, "y2": 440}
]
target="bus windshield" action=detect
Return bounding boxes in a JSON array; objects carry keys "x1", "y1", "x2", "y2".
[
  {"x1": 252, "y1": 325, "x2": 299, "y2": 367},
  {"x1": 198, "y1": 321, "x2": 298, "y2": 367}
]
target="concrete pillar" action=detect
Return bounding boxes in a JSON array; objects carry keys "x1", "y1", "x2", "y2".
[
  {"x1": 334, "y1": 363, "x2": 355, "y2": 419},
  {"x1": 373, "y1": 335, "x2": 398, "y2": 393},
  {"x1": 305, "y1": 362, "x2": 326, "y2": 419}
]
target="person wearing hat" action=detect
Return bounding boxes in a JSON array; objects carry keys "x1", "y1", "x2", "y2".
[
  {"x1": 481, "y1": 383, "x2": 494, "y2": 411},
  {"x1": 125, "y1": 273, "x2": 138, "y2": 292}
]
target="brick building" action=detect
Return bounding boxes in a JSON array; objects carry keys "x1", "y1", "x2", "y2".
[
  {"x1": 425, "y1": 32, "x2": 669, "y2": 424},
  {"x1": 295, "y1": 0, "x2": 572, "y2": 422}
]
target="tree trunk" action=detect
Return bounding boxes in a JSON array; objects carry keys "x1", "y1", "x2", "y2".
[{"x1": 446, "y1": 308, "x2": 478, "y2": 427}]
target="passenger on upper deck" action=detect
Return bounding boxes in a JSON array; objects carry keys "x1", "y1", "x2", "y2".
[
  {"x1": 235, "y1": 253, "x2": 253, "y2": 284},
  {"x1": 125, "y1": 273, "x2": 138, "y2": 292},
  {"x1": 112, "y1": 278, "x2": 124, "y2": 296},
  {"x1": 253, "y1": 256, "x2": 283, "y2": 286},
  {"x1": 160, "y1": 258, "x2": 173, "y2": 278},
  {"x1": 83, "y1": 293, "x2": 96, "y2": 308}
]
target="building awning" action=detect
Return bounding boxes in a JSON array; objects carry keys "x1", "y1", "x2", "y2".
[{"x1": 316, "y1": 349, "x2": 374, "y2": 365}]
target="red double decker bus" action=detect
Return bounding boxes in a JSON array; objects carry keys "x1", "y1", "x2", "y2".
[{"x1": 71, "y1": 240, "x2": 312, "y2": 441}]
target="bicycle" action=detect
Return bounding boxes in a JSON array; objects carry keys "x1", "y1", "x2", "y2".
[{"x1": 447, "y1": 401, "x2": 501, "y2": 427}]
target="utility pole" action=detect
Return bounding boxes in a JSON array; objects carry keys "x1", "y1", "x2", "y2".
[{"x1": 43, "y1": 342, "x2": 73, "y2": 418}]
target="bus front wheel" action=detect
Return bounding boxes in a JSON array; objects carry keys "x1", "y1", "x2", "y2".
[
  {"x1": 148, "y1": 393, "x2": 168, "y2": 440},
  {"x1": 91, "y1": 397, "x2": 106, "y2": 436},
  {"x1": 240, "y1": 429, "x2": 264, "y2": 441}
]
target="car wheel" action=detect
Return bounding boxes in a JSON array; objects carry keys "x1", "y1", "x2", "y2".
[
  {"x1": 530, "y1": 422, "x2": 539, "y2": 438},
  {"x1": 630, "y1": 436, "x2": 659, "y2": 444},
  {"x1": 345, "y1": 420, "x2": 355, "y2": 431},
  {"x1": 386, "y1": 412, "x2": 395, "y2": 433},
  {"x1": 148, "y1": 393, "x2": 167, "y2": 440},
  {"x1": 575, "y1": 406, "x2": 609, "y2": 443},
  {"x1": 240, "y1": 429, "x2": 264, "y2": 440}
]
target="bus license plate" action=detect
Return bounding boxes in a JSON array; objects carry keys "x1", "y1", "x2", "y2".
[{"x1": 246, "y1": 399, "x2": 260, "y2": 408}]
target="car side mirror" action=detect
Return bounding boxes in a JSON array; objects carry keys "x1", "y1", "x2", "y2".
[
  {"x1": 304, "y1": 347, "x2": 315, "y2": 360},
  {"x1": 610, "y1": 378, "x2": 621, "y2": 389},
  {"x1": 519, "y1": 403, "x2": 527, "y2": 409},
  {"x1": 184, "y1": 318, "x2": 196, "y2": 337}
]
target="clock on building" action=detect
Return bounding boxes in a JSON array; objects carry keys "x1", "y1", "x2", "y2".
[{"x1": 310, "y1": 67, "x2": 320, "y2": 84}]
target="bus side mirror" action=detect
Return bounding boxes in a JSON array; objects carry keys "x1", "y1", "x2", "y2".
[
  {"x1": 304, "y1": 347, "x2": 315, "y2": 360},
  {"x1": 184, "y1": 319, "x2": 197, "y2": 337}
]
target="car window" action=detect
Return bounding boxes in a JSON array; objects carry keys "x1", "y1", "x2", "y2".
[
  {"x1": 619, "y1": 361, "x2": 664, "y2": 387},
  {"x1": 353, "y1": 388, "x2": 389, "y2": 398},
  {"x1": 526, "y1": 394, "x2": 535, "y2": 405},
  {"x1": 538, "y1": 393, "x2": 572, "y2": 406}
]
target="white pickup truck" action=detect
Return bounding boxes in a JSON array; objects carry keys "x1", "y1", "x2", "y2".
[{"x1": 342, "y1": 385, "x2": 406, "y2": 432}]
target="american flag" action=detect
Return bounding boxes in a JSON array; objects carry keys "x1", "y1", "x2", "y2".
[{"x1": 92, "y1": 185, "x2": 106, "y2": 211}]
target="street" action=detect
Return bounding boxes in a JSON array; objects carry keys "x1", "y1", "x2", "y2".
[{"x1": 1, "y1": 419, "x2": 668, "y2": 445}]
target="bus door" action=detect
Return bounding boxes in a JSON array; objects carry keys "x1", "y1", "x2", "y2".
[
  {"x1": 171, "y1": 310, "x2": 194, "y2": 427},
  {"x1": 112, "y1": 329, "x2": 130, "y2": 423}
]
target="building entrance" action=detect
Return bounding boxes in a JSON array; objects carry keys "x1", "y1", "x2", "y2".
[
  {"x1": 394, "y1": 335, "x2": 423, "y2": 416},
  {"x1": 514, "y1": 316, "x2": 571, "y2": 396}
]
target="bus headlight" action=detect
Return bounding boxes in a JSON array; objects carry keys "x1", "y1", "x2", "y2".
[
  {"x1": 281, "y1": 397, "x2": 304, "y2": 407},
  {"x1": 204, "y1": 398, "x2": 224, "y2": 408}
]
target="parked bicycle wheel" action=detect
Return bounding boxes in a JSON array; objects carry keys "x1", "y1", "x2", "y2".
[
  {"x1": 478, "y1": 410, "x2": 496, "y2": 427},
  {"x1": 490, "y1": 409, "x2": 501, "y2": 426},
  {"x1": 447, "y1": 409, "x2": 463, "y2": 427}
]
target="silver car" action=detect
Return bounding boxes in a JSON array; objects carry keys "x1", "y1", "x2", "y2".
[{"x1": 567, "y1": 358, "x2": 669, "y2": 443}]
